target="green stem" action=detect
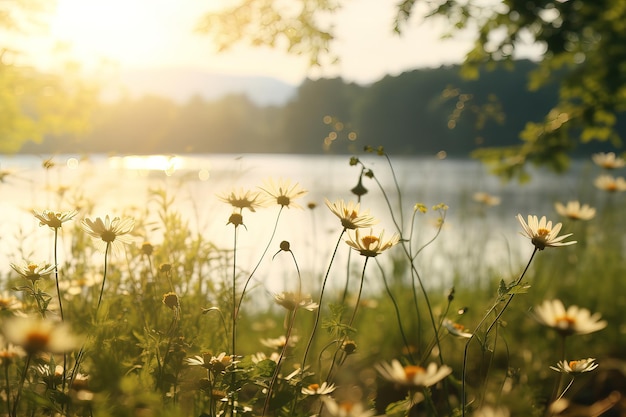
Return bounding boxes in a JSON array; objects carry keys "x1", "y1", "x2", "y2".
[
  {"x1": 461, "y1": 247, "x2": 538, "y2": 416},
  {"x1": 12, "y1": 354, "x2": 32, "y2": 417},
  {"x1": 301, "y1": 229, "x2": 345, "y2": 374},
  {"x1": 95, "y1": 242, "x2": 111, "y2": 314}
]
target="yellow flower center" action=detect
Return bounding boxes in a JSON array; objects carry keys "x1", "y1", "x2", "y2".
[
  {"x1": 404, "y1": 365, "x2": 425, "y2": 380},
  {"x1": 27, "y1": 264, "x2": 37, "y2": 273},
  {"x1": 569, "y1": 360, "x2": 581, "y2": 369},
  {"x1": 361, "y1": 235, "x2": 379, "y2": 248},
  {"x1": 277, "y1": 195, "x2": 290, "y2": 206},
  {"x1": 344, "y1": 209, "x2": 358, "y2": 220},
  {"x1": 308, "y1": 383, "x2": 320, "y2": 391},
  {"x1": 536, "y1": 228, "x2": 550, "y2": 237},
  {"x1": 555, "y1": 316, "x2": 576, "y2": 328}
]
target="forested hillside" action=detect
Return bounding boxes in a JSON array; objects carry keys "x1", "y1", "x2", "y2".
[{"x1": 21, "y1": 60, "x2": 622, "y2": 156}]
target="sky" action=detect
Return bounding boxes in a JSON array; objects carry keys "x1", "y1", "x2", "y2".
[{"x1": 15, "y1": 0, "x2": 492, "y2": 85}]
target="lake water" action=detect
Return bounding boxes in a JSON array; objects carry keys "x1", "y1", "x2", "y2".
[{"x1": 0, "y1": 153, "x2": 603, "y2": 293}]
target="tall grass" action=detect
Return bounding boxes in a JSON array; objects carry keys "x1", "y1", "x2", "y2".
[{"x1": 0, "y1": 149, "x2": 624, "y2": 417}]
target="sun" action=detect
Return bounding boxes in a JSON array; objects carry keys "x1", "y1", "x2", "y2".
[{"x1": 48, "y1": 0, "x2": 188, "y2": 70}]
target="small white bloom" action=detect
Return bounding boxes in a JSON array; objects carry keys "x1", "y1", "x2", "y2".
[
  {"x1": 516, "y1": 214, "x2": 576, "y2": 250},
  {"x1": 554, "y1": 201, "x2": 596, "y2": 221},
  {"x1": 375, "y1": 360, "x2": 452, "y2": 388},
  {"x1": 550, "y1": 358, "x2": 598, "y2": 374},
  {"x1": 533, "y1": 299, "x2": 607, "y2": 336}
]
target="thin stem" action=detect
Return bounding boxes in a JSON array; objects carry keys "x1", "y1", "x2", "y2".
[
  {"x1": 301, "y1": 229, "x2": 345, "y2": 373},
  {"x1": 263, "y1": 246, "x2": 303, "y2": 416},
  {"x1": 237, "y1": 207, "x2": 284, "y2": 316},
  {"x1": 4, "y1": 361, "x2": 11, "y2": 417},
  {"x1": 95, "y1": 242, "x2": 111, "y2": 314},
  {"x1": 12, "y1": 353, "x2": 32, "y2": 417},
  {"x1": 231, "y1": 227, "x2": 238, "y2": 358},
  {"x1": 52, "y1": 228, "x2": 68, "y2": 394},
  {"x1": 377, "y1": 258, "x2": 414, "y2": 363},
  {"x1": 461, "y1": 247, "x2": 538, "y2": 416},
  {"x1": 347, "y1": 257, "x2": 369, "y2": 328}
]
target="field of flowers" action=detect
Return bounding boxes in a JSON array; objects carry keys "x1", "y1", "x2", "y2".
[{"x1": 0, "y1": 148, "x2": 625, "y2": 417}]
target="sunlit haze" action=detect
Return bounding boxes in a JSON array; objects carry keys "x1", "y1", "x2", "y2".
[{"x1": 21, "y1": 0, "x2": 484, "y2": 85}]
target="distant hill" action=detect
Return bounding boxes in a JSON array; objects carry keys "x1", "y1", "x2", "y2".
[{"x1": 102, "y1": 68, "x2": 298, "y2": 106}]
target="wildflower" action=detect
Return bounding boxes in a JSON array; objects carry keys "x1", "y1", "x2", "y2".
[
  {"x1": 473, "y1": 192, "x2": 501, "y2": 207},
  {"x1": 33, "y1": 209, "x2": 78, "y2": 229},
  {"x1": 274, "y1": 292, "x2": 318, "y2": 311},
  {"x1": 592, "y1": 152, "x2": 625, "y2": 170},
  {"x1": 2, "y1": 317, "x2": 79, "y2": 354},
  {"x1": 259, "y1": 178, "x2": 308, "y2": 208},
  {"x1": 554, "y1": 201, "x2": 596, "y2": 221},
  {"x1": 301, "y1": 381, "x2": 336, "y2": 395},
  {"x1": 260, "y1": 335, "x2": 299, "y2": 350},
  {"x1": 250, "y1": 351, "x2": 280, "y2": 364},
  {"x1": 37, "y1": 363, "x2": 64, "y2": 387},
  {"x1": 375, "y1": 360, "x2": 452, "y2": 388},
  {"x1": 218, "y1": 188, "x2": 262, "y2": 212},
  {"x1": 162, "y1": 292, "x2": 180, "y2": 310},
  {"x1": 345, "y1": 228, "x2": 399, "y2": 257},
  {"x1": 594, "y1": 175, "x2": 626, "y2": 192},
  {"x1": 0, "y1": 291, "x2": 23, "y2": 312},
  {"x1": 322, "y1": 397, "x2": 376, "y2": 417},
  {"x1": 550, "y1": 358, "x2": 599, "y2": 374},
  {"x1": 533, "y1": 299, "x2": 607, "y2": 336},
  {"x1": 442, "y1": 318, "x2": 472, "y2": 338},
  {"x1": 325, "y1": 199, "x2": 378, "y2": 230},
  {"x1": 0, "y1": 336, "x2": 26, "y2": 363},
  {"x1": 516, "y1": 214, "x2": 576, "y2": 250},
  {"x1": 81, "y1": 215, "x2": 135, "y2": 253},
  {"x1": 186, "y1": 352, "x2": 234, "y2": 373},
  {"x1": 413, "y1": 203, "x2": 428, "y2": 213},
  {"x1": 10, "y1": 261, "x2": 55, "y2": 283}
]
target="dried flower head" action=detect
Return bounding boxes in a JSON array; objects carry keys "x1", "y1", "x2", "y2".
[
  {"x1": 218, "y1": 188, "x2": 262, "y2": 212},
  {"x1": 162, "y1": 292, "x2": 180, "y2": 310}
]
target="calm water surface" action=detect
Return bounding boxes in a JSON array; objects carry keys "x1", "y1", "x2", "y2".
[{"x1": 0, "y1": 153, "x2": 599, "y2": 292}]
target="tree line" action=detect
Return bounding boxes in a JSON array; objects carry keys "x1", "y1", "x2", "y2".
[{"x1": 21, "y1": 60, "x2": 621, "y2": 158}]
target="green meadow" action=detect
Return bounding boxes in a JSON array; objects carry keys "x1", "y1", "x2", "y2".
[{"x1": 0, "y1": 149, "x2": 625, "y2": 417}]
